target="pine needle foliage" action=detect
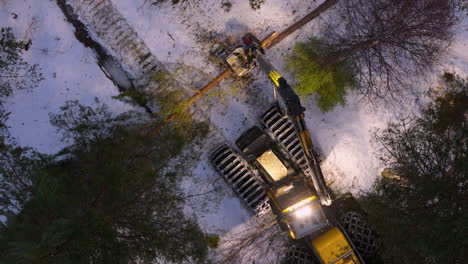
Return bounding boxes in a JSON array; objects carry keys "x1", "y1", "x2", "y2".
[
  {"x1": 0, "y1": 99, "x2": 209, "y2": 264},
  {"x1": 361, "y1": 73, "x2": 467, "y2": 264},
  {"x1": 150, "y1": 71, "x2": 193, "y2": 127},
  {"x1": 286, "y1": 38, "x2": 355, "y2": 112}
]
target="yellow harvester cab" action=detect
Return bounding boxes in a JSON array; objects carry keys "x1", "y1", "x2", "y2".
[{"x1": 311, "y1": 227, "x2": 362, "y2": 264}]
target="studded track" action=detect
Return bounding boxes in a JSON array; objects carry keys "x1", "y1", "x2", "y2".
[
  {"x1": 281, "y1": 244, "x2": 318, "y2": 264},
  {"x1": 260, "y1": 105, "x2": 314, "y2": 181},
  {"x1": 210, "y1": 145, "x2": 270, "y2": 215},
  {"x1": 341, "y1": 211, "x2": 378, "y2": 258},
  {"x1": 66, "y1": 0, "x2": 161, "y2": 82}
]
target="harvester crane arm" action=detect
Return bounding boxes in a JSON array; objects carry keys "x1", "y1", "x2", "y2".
[
  {"x1": 239, "y1": 33, "x2": 331, "y2": 205},
  {"x1": 222, "y1": 33, "x2": 368, "y2": 264}
]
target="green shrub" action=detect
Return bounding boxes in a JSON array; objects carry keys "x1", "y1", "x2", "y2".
[{"x1": 286, "y1": 38, "x2": 355, "y2": 111}]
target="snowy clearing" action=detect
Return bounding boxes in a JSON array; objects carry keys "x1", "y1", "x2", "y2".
[
  {"x1": 111, "y1": 0, "x2": 468, "y2": 206},
  {"x1": 1, "y1": 0, "x2": 467, "y2": 262},
  {"x1": 0, "y1": 0, "x2": 134, "y2": 154}
]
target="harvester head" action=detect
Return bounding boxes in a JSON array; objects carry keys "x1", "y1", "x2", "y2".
[{"x1": 225, "y1": 33, "x2": 265, "y2": 76}]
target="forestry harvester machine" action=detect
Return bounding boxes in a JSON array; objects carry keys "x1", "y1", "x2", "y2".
[{"x1": 210, "y1": 33, "x2": 377, "y2": 264}]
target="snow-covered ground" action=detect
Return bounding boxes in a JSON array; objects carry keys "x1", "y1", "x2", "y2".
[
  {"x1": 107, "y1": 1, "x2": 468, "y2": 261},
  {"x1": 1, "y1": 0, "x2": 467, "y2": 262},
  {"x1": 112, "y1": 0, "x2": 468, "y2": 208},
  {"x1": 0, "y1": 0, "x2": 134, "y2": 154}
]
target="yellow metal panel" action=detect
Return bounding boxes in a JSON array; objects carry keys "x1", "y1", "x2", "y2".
[
  {"x1": 268, "y1": 70, "x2": 282, "y2": 87},
  {"x1": 299, "y1": 130, "x2": 313, "y2": 156},
  {"x1": 281, "y1": 196, "x2": 316, "y2": 213},
  {"x1": 311, "y1": 227, "x2": 361, "y2": 264},
  {"x1": 256, "y1": 149, "x2": 288, "y2": 181}
]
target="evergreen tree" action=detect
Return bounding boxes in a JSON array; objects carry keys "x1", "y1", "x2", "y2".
[
  {"x1": 0, "y1": 27, "x2": 43, "y2": 99},
  {"x1": 361, "y1": 73, "x2": 467, "y2": 263},
  {"x1": 0, "y1": 99, "x2": 209, "y2": 264},
  {"x1": 286, "y1": 38, "x2": 355, "y2": 111}
]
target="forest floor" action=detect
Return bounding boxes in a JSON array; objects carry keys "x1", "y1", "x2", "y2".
[{"x1": 1, "y1": 0, "x2": 467, "y2": 262}]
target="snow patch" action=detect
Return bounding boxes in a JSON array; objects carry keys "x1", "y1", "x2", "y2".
[{"x1": 0, "y1": 0, "x2": 134, "y2": 154}]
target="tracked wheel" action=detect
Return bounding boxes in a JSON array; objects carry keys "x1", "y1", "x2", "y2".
[
  {"x1": 210, "y1": 145, "x2": 270, "y2": 215},
  {"x1": 261, "y1": 105, "x2": 314, "y2": 180},
  {"x1": 341, "y1": 211, "x2": 378, "y2": 258},
  {"x1": 281, "y1": 244, "x2": 318, "y2": 264}
]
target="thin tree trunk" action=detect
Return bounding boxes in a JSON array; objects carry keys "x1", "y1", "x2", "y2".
[{"x1": 146, "y1": 0, "x2": 340, "y2": 134}]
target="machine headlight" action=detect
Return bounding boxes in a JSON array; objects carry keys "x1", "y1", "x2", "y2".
[
  {"x1": 282, "y1": 196, "x2": 316, "y2": 213},
  {"x1": 293, "y1": 205, "x2": 313, "y2": 218}
]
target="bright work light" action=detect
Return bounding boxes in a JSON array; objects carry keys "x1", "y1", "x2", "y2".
[{"x1": 294, "y1": 205, "x2": 313, "y2": 218}]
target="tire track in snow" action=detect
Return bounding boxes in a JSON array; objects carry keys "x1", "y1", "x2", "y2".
[{"x1": 65, "y1": 0, "x2": 162, "y2": 85}]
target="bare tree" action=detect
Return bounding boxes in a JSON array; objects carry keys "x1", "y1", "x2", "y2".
[
  {"x1": 211, "y1": 213, "x2": 288, "y2": 264},
  {"x1": 0, "y1": 27, "x2": 43, "y2": 100},
  {"x1": 322, "y1": 0, "x2": 457, "y2": 101}
]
